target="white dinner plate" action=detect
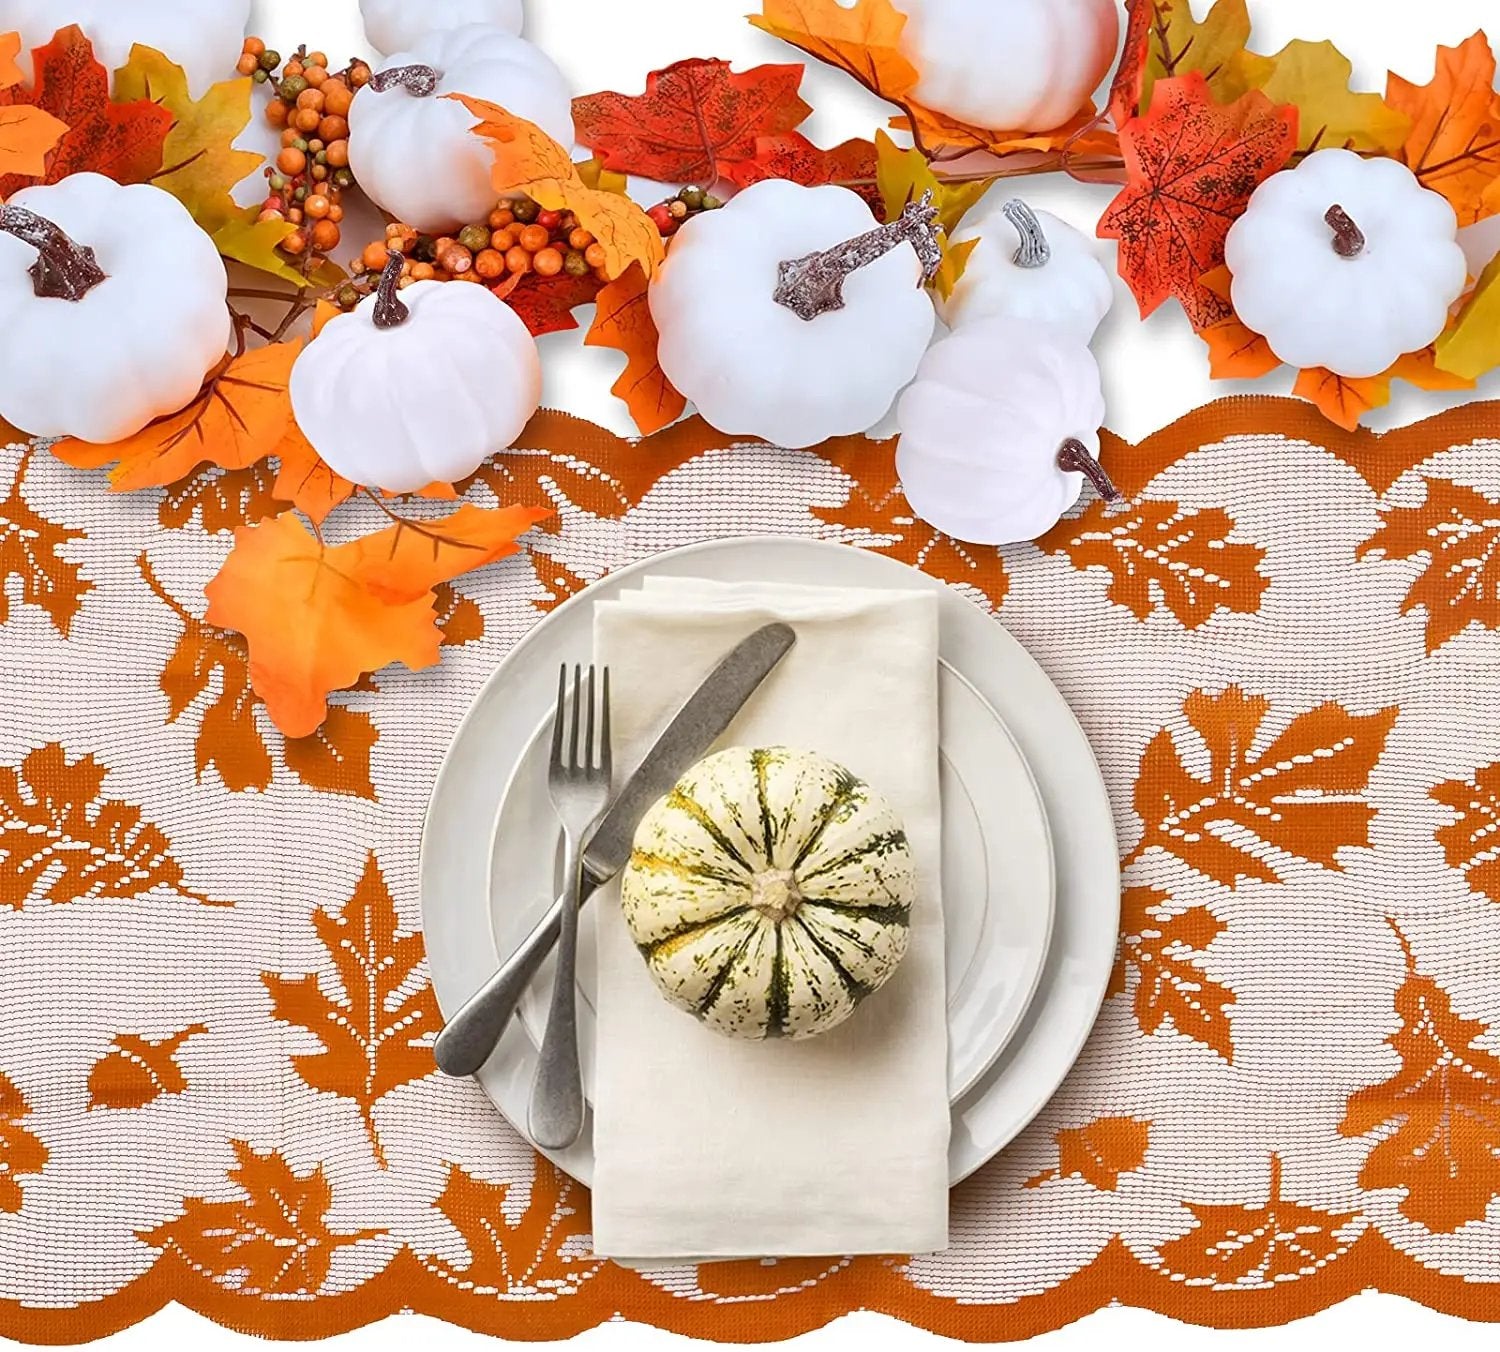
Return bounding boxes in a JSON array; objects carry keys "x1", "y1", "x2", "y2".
[
  {"x1": 421, "y1": 537, "x2": 1120, "y2": 1185},
  {"x1": 492, "y1": 657, "x2": 1054, "y2": 1105}
]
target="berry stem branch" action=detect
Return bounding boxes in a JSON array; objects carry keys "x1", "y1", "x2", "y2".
[{"x1": 0, "y1": 206, "x2": 107, "y2": 301}]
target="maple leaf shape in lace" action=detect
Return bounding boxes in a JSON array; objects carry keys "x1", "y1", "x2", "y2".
[
  {"x1": 422, "y1": 1159, "x2": 603, "y2": 1295},
  {"x1": 1042, "y1": 498, "x2": 1267, "y2": 630},
  {"x1": 0, "y1": 449, "x2": 90, "y2": 637},
  {"x1": 1340, "y1": 923, "x2": 1500, "y2": 1233},
  {"x1": 159, "y1": 462, "x2": 282, "y2": 535},
  {"x1": 1130, "y1": 686, "x2": 1396, "y2": 887},
  {"x1": 1433, "y1": 762, "x2": 1500, "y2": 905},
  {"x1": 261, "y1": 854, "x2": 441, "y2": 1168},
  {"x1": 1356, "y1": 478, "x2": 1500, "y2": 656},
  {"x1": 0, "y1": 742, "x2": 216, "y2": 908},
  {"x1": 1155, "y1": 1155, "x2": 1360, "y2": 1288},
  {"x1": 1025, "y1": 1116, "x2": 1151, "y2": 1191},
  {"x1": 138, "y1": 1141, "x2": 382, "y2": 1294},
  {"x1": 1110, "y1": 885, "x2": 1234, "y2": 1060},
  {"x1": 0, "y1": 1072, "x2": 46, "y2": 1212}
]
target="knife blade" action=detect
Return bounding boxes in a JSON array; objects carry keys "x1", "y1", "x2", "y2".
[{"x1": 434, "y1": 621, "x2": 797, "y2": 1078}]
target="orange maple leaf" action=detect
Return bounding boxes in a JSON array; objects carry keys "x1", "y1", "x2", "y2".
[
  {"x1": 894, "y1": 101, "x2": 1117, "y2": 161},
  {"x1": 0, "y1": 32, "x2": 22, "y2": 88},
  {"x1": 1155, "y1": 1155, "x2": 1359, "y2": 1287},
  {"x1": 0, "y1": 448, "x2": 90, "y2": 637},
  {"x1": 1433, "y1": 763, "x2": 1500, "y2": 906},
  {"x1": 87, "y1": 1023, "x2": 208, "y2": 1110},
  {"x1": 455, "y1": 95, "x2": 664, "y2": 282},
  {"x1": 261, "y1": 853, "x2": 441, "y2": 1168},
  {"x1": 815, "y1": 435, "x2": 1009, "y2": 610},
  {"x1": 0, "y1": 742, "x2": 217, "y2": 909},
  {"x1": 1195, "y1": 268, "x2": 1281, "y2": 379},
  {"x1": 1109, "y1": 885, "x2": 1234, "y2": 1060},
  {"x1": 1293, "y1": 349, "x2": 1472, "y2": 431},
  {"x1": 270, "y1": 419, "x2": 354, "y2": 527},
  {"x1": 1041, "y1": 497, "x2": 1267, "y2": 631},
  {"x1": 1130, "y1": 686, "x2": 1396, "y2": 887},
  {"x1": 0, "y1": 99, "x2": 67, "y2": 178},
  {"x1": 1025, "y1": 1116, "x2": 1151, "y2": 1190},
  {"x1": 204, "y1": 503, "x2": 548, "y2": 738},
  {"x1": 1356, "y1": 477, "x2": 1500, "y2": 655},
  {"x1": 0, "y1": 1072, "x2": 45, "y2": 1213},
  {"x1": 1341, "y1": 923, "x2": 1500, "y2": 1232},
  {"x1": 1387, "y1": 33, "x2": 1500, "y2": 225},
  {"x1": 420, "y1": 1159, "x2": 604, "y2": 1294},
  {"x1": 584, "y1": 263, "x2": 686, "y2": 436},
  {"x1": 750, "y1": 0, "x2": 919, "y2": 108},
  {"x1": 139, "y1": 1141, "x2": 382, "y2": 1293},
  {"x1": 53, "y1": 341, "x2": 303, "y2": 493},
  {"x1": 159, "y1": 462, "x2": 282, "y2": 535}
]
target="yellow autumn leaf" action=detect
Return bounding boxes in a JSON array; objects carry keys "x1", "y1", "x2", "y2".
[
  {"x1": 873, "y1": 129, "x2": 988, "y2": 235},
  {"x1": 1234, "y1": 40, "x2": 1410, "y2": 154},
  {"x1": 453, "y1": 95, "x2": 664, "y2": 281},
  {"x1": 1437, "y1": 255, "x2": 1500, "y2": 380},
  {"x1": 1142, "y1": 0, "x2": 1271, "y2": 110}
]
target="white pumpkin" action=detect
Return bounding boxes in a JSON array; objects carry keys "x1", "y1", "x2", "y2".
[
  {"x1": 348, "y1": 24, "x2": 574, "y2": 232},
  {"x1": 1225, "y1": 149, "x2": 1468, "y2": 379},
  {"x1": 650, "y1": 180, "x2": 938, "y2": 448},
  {"x1": 892, "y1": 0, "x2": 1119, "y2": 131},
  {"x1": 361, "y1": 0, "x2": 522, "y2": 56},
  {"x1": 621, "y1": 747, "x2": 916, "y2": 1042},
  {"x1": 289, "y1": 259, "x2": 541, "y2": 493},
  {"x1": 0, "y1": 175, "x2": 230, "y2": 443},
  {"x1": 0, "y1": 0, "x2": 251, "y2": 96},
  {"x1": 941, "y1": 196, "x2": 1113, "y2": 343},
  {"x1": 896, "y1": 317, "x2": 1114, "y2": 545}
]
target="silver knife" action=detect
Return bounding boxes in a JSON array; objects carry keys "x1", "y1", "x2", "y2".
[{"x1": 434, "y1": 621, "x2": 797, "y2": 1078}]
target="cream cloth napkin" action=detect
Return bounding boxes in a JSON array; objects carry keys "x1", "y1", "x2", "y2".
[{"x1": 590, "y1": 577, "x2": 949, "y2": 1262}]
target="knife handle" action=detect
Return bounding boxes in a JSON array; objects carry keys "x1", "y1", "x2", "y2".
[{"x1": 434, "y1": 893, "x2": 564, "y2": 1077}]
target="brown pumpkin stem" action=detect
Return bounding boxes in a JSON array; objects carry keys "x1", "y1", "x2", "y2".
[
  {"x1": 1058, "y1": 438, "x2": 1124, "y2": 506},
  {"x1": 368, "y1": 63, "x2": 439, "y2": 96},
  {"x1": 372, "y1": 251, "x2": 410, "y2": 329},
  {"x1": 1325, "y1": 204, "x2": 1365, "y2": 259},
  {"x1": 0, "y1": 205, "x2": 107, "y2": 301},
  {"x1": 773, "y1": 190, "x2": 942, "y2": 322},
  {"x1": 1003, "y1": 199, "x2": 1051, "y2": 269}
]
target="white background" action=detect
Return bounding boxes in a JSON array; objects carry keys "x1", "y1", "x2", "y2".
[{"x1": 12, "y1": 1, "x2": 1500, "y2": 1348}]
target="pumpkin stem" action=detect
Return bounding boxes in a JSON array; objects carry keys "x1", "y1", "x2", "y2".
[
  {"x1": 368, "y1": 63, "x2": 439, "y2": 97},
  {"x1": 0, "y1": 205, "x2": 107, "y2": 302},
  {"x1": 750, "y1": 869, "x2": 802, "y2": 921},
  {"x1": 1325, "y1": 204, "x2": 1365, "y2": 259},
  {"x1": 372, "y1": 251, "x2": 410, "y2": 329},
  {"x1": 1003, "y1": 199, "x2": 1051, "y2": 269},
  {"x1": 773, "y1": 190, "x2": 942, "y2": 322},
  {"x1": 1058, "y1": 438, "x2": 1125, "y2": 507}
]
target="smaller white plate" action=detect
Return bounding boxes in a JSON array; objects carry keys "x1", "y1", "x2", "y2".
[{"x1": 489, "y1": 660, "x2": 1055, "y2": 1105}]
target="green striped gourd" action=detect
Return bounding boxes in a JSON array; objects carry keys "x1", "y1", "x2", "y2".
[{"x1": 619, "y1": 747, "x2": 916, "y2": 1040}]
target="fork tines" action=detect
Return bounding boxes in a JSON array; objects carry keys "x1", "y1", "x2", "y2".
[{"x1": 551, "y1": 664, "x2": 612, "y2": 779}]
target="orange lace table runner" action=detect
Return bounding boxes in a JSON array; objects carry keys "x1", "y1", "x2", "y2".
[{"x1": 0, "y1": 399, "x2": 1498, "y2": 1342}]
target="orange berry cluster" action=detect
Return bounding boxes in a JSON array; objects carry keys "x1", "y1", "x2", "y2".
[{"x1": 241, "y1": 39, "x2": 372, "y2": 275}]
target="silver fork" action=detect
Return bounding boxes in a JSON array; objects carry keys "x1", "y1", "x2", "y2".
[{"x1": 528, "y1": 663, "x2": 611, "y2": 1150}]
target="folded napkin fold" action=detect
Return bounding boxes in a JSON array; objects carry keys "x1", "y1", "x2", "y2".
[{"x1": 590, "y1": 577, "x2": 949, "y2": 1263}]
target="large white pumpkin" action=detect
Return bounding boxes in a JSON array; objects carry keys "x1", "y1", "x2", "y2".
[
  {"x1": 621, "y1": 747, "x2": 916, "y2": 1042},
  {"x1": 941, "y1": 195, "x2": 1113, "y2": 342},
  {"x1": 892, "y1": 0, "x2": 1119, "y2": 131},
  {"x1": 289, "y1": 264, "x2": 541, "y2": 493},
  {"x1": 1225, "y1": 149, "x2": 1468, "y2": 380},
  {"x1": 0, "y1": 175, "x2": 230, "y2": 443},
  {"x1": 0, "y1": 0, "x2": 251, "y2": 96},
  {"x1": 896, "y1": 317, "x2": 1112, "y2": 545},
  {"x1": 348, "y1": 24, "x2": 574, "y2": 232},
  {"x1": 361, "y1": 0, "x2": 522, "y2": 56},
  {"x1": 650, "y1": 179, "x2": 937, "y2": 448}
]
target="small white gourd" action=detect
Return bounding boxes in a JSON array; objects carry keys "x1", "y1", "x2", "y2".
[
  {"x1": 1225, "y1": 149, "x2": 1468, "y2": 379},
  {"x1": 361, "y1": 0, "x2": 523, "y2": 57},
  {"x1": 896, "y1": 317, "x2": 1116, "y2": 545},
  {"x1": 289, "y1": 255, "x2": 541, "y2": 493},
  {"x1": 348, "y1": 24, "x2": 574, "y2": 232},
  {"x1": 892, "y1": 0, "x2": 1119, "y2": 131},
  {"x1": 0, "y1": 175, "x2": 231, "y2": 443},
  {"x1": 942, "y1": 196, "x2": 1113, "y2": 343},
  {"x1": 621, "y1": 747, "x2": 916, "y2": 1042},
  {"x1": 650, "y1": 179, "x2": 939, "y2": 448}
]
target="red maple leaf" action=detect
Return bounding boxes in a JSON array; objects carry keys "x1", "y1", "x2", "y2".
[
  {"x1": 0, "y1": 26, "x2": 171, "y2": 198},
  {"x1": 724, "y1": 133, "x2": 880, "y2": 210},
  {"x1": 572, "y1": 57, "x2": 810, "y2": 185},
  {"x1": 1099, "y1": 72, "x2": 1297, "y2": 330},
  {"x1": 496, "y1": 272, "x2": 604, "y2": 338}
]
